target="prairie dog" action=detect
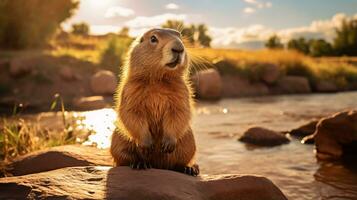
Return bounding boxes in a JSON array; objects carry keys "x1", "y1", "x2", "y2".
[{"x1": 110, "y1": 28, "x2": 199, "y2": 176}]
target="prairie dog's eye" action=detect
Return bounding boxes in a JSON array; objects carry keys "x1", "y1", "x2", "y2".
[{"x1": 150, "y1": 35, "x2": 158, "y2": 44}]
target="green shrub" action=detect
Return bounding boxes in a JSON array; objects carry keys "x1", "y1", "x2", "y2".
[
  {"x1": 71, "y1": 22, "x2": 90, "y2": 36},
  {"x1": 0, "y1": 0, "x2": 78, "y2": 49},
  {"x1": 99, "y1": 36, "x2": 132, "y2": 75}
]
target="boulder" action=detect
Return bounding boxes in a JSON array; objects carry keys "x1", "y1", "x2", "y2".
[
  {"x1": 315, "y1": 81, "x2": 338, "y2": 93},
  {"x1": 239, "y1": 127, "x2": 290, "y2": 146},
  {"x1": 0, "y1": 166, "x2": 287, "y2": 200},
  {"x1": 90, "y1": 70, "x2": 117, "y2": 95},
  {"x1": 314, "y1": 110, "x2": 357, "y2": 160},
  {"x1": 6, "y1": 145, "x2": 112, "y2": 176},
  {"x1": 261, "y1": 63, "x2": 280, "y2": 84},
  {"x1": 289, "y1": 120, "x2": 318, "y2": 138},
  {"x1": 73, "y1": 96, "x2": 109, "y2": 110},
  {"x1": 59, "y1": 67, "x2": 80, "y2": 81},
  {"x1": 274, "y1": 76, "x2": 311, "y2": 94},
  {"x1": 191, "y1": 69, "x2": 222, "y2": 100},
  {"x1": 222, "y1": 75, "x2": 269, "y2": 97},
  {"x1": 0, "y1": 59, "x2": 9, "y2": 68},
  {"x1": 9, "y1": 58, "x2": 34, "y2": 78}
]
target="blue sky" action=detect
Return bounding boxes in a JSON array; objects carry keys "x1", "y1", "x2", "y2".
[{"x1": 64, "y1": 0, "x2": 357, "y2": 49}]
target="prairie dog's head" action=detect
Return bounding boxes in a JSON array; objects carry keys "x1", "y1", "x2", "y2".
[{"x1": 128, "y1": 28, "x2": 188, "y2": 77}]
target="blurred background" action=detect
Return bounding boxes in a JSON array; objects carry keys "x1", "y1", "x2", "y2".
[{"x1": 1, "y1": 1, "x2": 357, "y2": 199}]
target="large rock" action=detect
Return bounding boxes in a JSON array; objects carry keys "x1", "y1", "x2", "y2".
[
  {"x1": 191, "y1": 69, "x2": 222, "y2": 100},
  {"x1": 289, "y1": 120, "x2": 319, "y2": 138},
  {"x1": 315, "y1": 80, "x2": 338, "y2": 93},
  {"x1": 314, "y1": 110, "x2": 357, "y2": 160},
  {"x1": 6, "y1": 145, "x2": 112, "y2": 176},
  {"x1": 222, "y1": 75, "x2": 269, "y2": 97},
  {"x1": 239, "y1": 127, "x2": 290, "y2": 146},
  {"x1": 9, "y1": 58, "x2": 34, "y2": 77},
  {"x1": 59, "y1": 66, "x2": 81, "y2": 81},
  {"x1": 90, "y1": 70, "x2": 117, "y2": 95},
  {"x1": 274, "y1": 76, "x2": 311, "y2": 94},
  {"x1": 260, "y1": 63, "x2": 281, "y2": 84},
  {"x1": 0, "y1": 166, "x2": 287, "y2": 200}
]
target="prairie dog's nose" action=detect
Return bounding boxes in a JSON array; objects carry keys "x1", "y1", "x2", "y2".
[{"x1": 171, "y1": 41, "x2": 184, "y2": 55}]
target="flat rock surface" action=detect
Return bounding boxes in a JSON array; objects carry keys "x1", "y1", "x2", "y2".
[
  {"x1": 7, "y1": 145, "x2": 112, "y2": 176},
  {"x1": 0, "y1": 166, "x2": 287, "y2": 200}
]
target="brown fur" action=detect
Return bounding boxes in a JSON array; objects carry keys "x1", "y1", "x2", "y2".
[{"x1": 110, "y1": 28, "x2": 199, "y2": 175}]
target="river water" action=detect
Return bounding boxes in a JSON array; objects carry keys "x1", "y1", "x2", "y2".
[{"x1": 23, "y1": 92, "x2": 357, "y2": 199}]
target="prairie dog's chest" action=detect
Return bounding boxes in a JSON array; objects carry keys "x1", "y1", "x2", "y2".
[{"x1": 123, "y1": 81, "x2": 187, "y2": 113}]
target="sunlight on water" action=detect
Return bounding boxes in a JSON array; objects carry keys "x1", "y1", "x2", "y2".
[{"x1": 80, "y1": 108, "x2": 116, "y2": 149}]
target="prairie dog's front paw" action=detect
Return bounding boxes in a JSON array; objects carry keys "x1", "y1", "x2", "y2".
[
  {"x1": 137, "y1": 134, "x2": 154, "y2": 154},
  {"x1": 161, "y1": 136, "x2": 177, "y2": 153}
]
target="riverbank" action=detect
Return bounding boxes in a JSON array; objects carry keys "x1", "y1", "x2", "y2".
[
  {"x1": 1, "y1": 42, "x2": 357, "y2": 114},
  {"x1": 1, "y1": 92, "x2": 357, "y2": 199}
]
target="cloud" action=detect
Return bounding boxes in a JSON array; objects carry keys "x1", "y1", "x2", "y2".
[
  {"x1": 90, "y1": 25, "x2": 121, "y2": 35},
  {"x1": 209, "y1": 25, "x2": 274, "y2": 48},
  {"x1": 265, "y1": 2, "x2": 272, "y2": 8},
  {"x1": 244, "y1": 7, "x2": 256, "y2": 14},
  {"x1": 125, "y1": 13, "x2": 187, "y2": 29},
  {"x1": 210, "y1": 13, "x2": 356, "y2": 49},
  {"x1": 243, "y1": 0, "x2": 272, "y2": 13},
  {"x1": 165, "y1": 3, "x2": 179, "y2": 10},
  {"x1": 277, "y1": 13, "x2": 354, "y2": 43},
  {"x1": 105, "y1": 6, "x2": 135, "y2": 18}
]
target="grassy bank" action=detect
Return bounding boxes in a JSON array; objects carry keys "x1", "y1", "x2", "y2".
[
  {"x1": 47, "y1": 34, "x2": 357, "y2": 89},
  {"x1": 189, "y1": 48, "x2": 357, "y2": 89},
  {"x1": 1, "y1": 33, "x2": 357, "y2": 111}
]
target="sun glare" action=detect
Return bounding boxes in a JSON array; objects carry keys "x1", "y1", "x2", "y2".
[{"x1": 80, "y1": 108, "x2": 117, "y2": 149}]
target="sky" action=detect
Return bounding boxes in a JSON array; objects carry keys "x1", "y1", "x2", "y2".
[{"x1": 63, "y1": 0, "x2": 357, "y2": 49}]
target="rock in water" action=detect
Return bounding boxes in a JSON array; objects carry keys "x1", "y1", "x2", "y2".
[
  {"x1": 314, "y1": 110, "x2": 357, "y2": 160},
  {"x1": 239, "y1": 127, "x2": 290, "y2": 146},
  {"x1": 289, "y1": 120, "x2": 319, "y2": 138},
  {"x1": 0, "y1": 166, "x2": 288, "y2": 200},
  {"x1": 6, "y1": 145, "x2": 112, "y2": 176}
]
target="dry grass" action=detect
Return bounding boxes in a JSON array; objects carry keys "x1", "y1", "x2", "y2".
[
  {"x1": 189, "y1": 48, "x2": 357, "y2": 87},
  {"x1": 0, "y1": 114, "x2": 91, "y2": 176},
  {"x1": 34, "y1": 34, "x2": 357, "y2": 88},
  {"x1": 47, "y1": 34, "x2": 132, "y2": 65},
  {"x1": 0, "y1": 95, "x2": 91, "y2": 176}
]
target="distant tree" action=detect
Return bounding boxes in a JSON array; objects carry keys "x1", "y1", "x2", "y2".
[
  {"x1": 333, "y1": 19, "x2": 357, "y2": 56},
  {"x1": 100, "y1": 36, "x2": 133, "y2": 75},
  {"x1": 161, "y1": 20, "x2": 212, "y2": 47},
  {"x1": 309, "y1": 39, "x2": 333, "y2": 57},
  {"x1": 0, "y1": 0, "x2": 79, "y2": 49},
  {"x1": 71, "y1": 22, "x2": 89, "y2": 35},
  {"x1": 181, "y1": 24, "x2": 196, "y2": 44},
  {"x1": 118, "y1": 27, "x2": 130, "y2": 37},
  {"x1": 265, "y1": 35, "x2": 284, "y2": 49},
  {"x1": 197, "y1": 24, "x2": 212, "y2": 47},
  {"x1": 287, "y1": 38, "x2": 310, "y2": 54}
]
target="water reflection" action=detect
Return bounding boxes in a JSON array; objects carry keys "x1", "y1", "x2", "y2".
[{"x1": 79, "y1": 108, "x2": 116, "y2": 149}]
